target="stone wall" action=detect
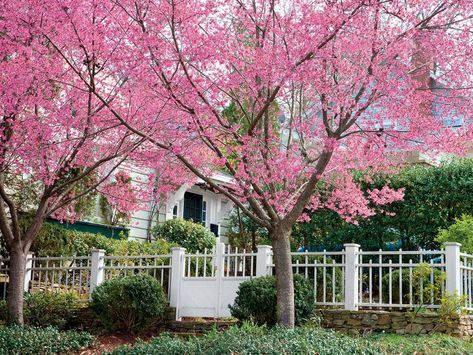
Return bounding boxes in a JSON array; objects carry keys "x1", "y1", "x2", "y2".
[{"x1": 319, "y1": 309, "x2": 473, "y2": 338}]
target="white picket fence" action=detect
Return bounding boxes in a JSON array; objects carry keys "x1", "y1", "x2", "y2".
[{"x1": 0, "y1": 242, "x2": 472, "y2": 318}]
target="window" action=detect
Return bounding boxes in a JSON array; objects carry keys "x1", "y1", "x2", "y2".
[
  {"x1": 172, "y1": 204, "x2": 178, "y2": 219},
  {"x1": 202, "y1": 201, "x2": 207, "y2": 226}
]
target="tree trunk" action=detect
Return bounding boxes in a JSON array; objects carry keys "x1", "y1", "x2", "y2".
[
  {"x1": 271, "y1": 226, "x2": 295, "y2": 328},
  {"x1": 251, "y1": 231, "x2": 257, "y2": 252},
  {"x1": 7, "y1": 247, "x2": 27, "y2": 325}
]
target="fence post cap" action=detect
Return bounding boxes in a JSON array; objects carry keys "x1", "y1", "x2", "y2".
[
  {"x1": 343, "y1": 243, "x2": 361, "y2": 248},
  {"x1": 444, "y1": 242, "x2": 462, "y2": 247},
  {"x1": 90, "y1": 249, "x2": 106, "y2": 253},
  {"x1": 171, "y1": 247, "x2": 186, "y2": 252},
  {"x1": 256, "y1": 245, "x2": 272, "y2": 249}
]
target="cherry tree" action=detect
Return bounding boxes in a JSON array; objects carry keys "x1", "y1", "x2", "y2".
[
  {"x1": 0, "y1": 8, "x2": 158, "y2": 323},
  {"x1": 5, "y1": 0, "x2": 473, "y2": 327}
]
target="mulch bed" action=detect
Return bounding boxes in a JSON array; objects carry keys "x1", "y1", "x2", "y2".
[
  {"x1": 79, "y1": 317, "x2": 232, "y2": 353},
  {"x1": 79, "y1": 333, "x2": 154, "y2": 354}
]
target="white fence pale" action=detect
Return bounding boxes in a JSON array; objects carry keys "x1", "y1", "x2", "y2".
[{"x1": 0, "y1": 242, "x2": 472, "y2": 318}]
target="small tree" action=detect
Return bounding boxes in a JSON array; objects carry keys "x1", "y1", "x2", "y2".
[
  {"x1": 0, "y1": 21, "x2": 148, "y2": 323},
  {"x1": 5, "y1": 0, "x2": 473, "y2": 327}
]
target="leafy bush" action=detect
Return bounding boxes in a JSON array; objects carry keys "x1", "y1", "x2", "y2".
[
  {"x1": 0, "y1": 326, "x2": 94, "y2": 355},
  {"x1": 380, "y1": 263, "x2": 444, "y2": 305},
  {"x1": 17, "y1": 221, "x2": 173, "y2": 258},
  {"x1": 292, "y1": 159, "x2": 473, "y2": 252},
  {"x1": 0, "y1": 292, "x2": 80, "y2": 328},
  {"x1": 152, "y1": 218, "x2": 215, "y2": 253},
  {"x1": 436, "y1": 214, "x2": 473, "y2": 253},
  {"x1": 24, "y1": 291, "x2": 80, "y2": 330},
  {"x1": 110, "y1": 323, "x2": 378, "y2": 355},
  {"x1": 90, "y1": 274, "x2": 167, "y2": 333},
  {"x1": 229, "y1": 274, "x2": 314, "y2": 326}
]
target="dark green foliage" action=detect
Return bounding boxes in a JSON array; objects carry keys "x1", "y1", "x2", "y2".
[
  {"x1": 90, "y1": 274, "x2": 167, "y2": 333},
  {"x1": 229, "y1": 274, "x2": 314, "y2": 326},
  {"x1": 23, "y1": 291, "x2": 80, "y2": 330},
  {"x1": 0, "y1": 300, "x2": 7, "y2": 323},
  {"x1": 293, "y1": 159, "x2": 473, "y2": 251},
  {"x1": 110, "y1": 323, "x2": 378, "y2": 355},
  {"x1": 0, "y1": 220, "x2": 173, "y2": 258},
  {"x1": 226, "y1": 207, "x2": 270, "y2": 251},
  {"x1": 0, "y1": 292, "x2": 80, "y2": 329},
  {"x1": 152, "y1": 218, "x2": 215, "y2": 253},
  {"x1": 0, "y1": 326, "x2": 94, "y2": 355}
]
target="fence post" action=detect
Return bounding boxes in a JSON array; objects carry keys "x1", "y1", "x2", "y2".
[
  {"x1": 89, "y1": 249, "x2": 105, "y2": 298},
  {"x1": 445, "y1": 242, "x2": 461, "y2": 295},
  {"x1": 169, "y1": 247, "x2": 186, "y2": 308},
  {"x1": 344, "y1": 243, "x2": 360, "y2": 310},
  {"x1": 23, "y1": 252, "x2": 34, "y2": 292},
  {"x1": 256, "y1": 245, "x2": 272, "y2": 276},
  {"x1": 215, "y1": 242, "x2": 225, "y2": 317}
]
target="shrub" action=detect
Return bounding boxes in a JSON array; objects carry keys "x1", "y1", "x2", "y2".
[
  {"x1": 381, "y1": 263, "x2": 444, "y2": 307},
  {"x1": 0, "y1": 326, "x2": 94, "y2": 355},
  {"x1": 24, "y1": 291, "x2": 80, "y2": 330},
  {"x1": 23, "y1": 221, "x2": 174, "y2": 258},
  {"x1": 436, "y1": 214, "x2": 473, "y2": 253},
  {"x1": 152, "y1": 218, "x2": 215, "y2": 253},
  {"x1": 90, "y1": 274, "x2": 167, "y2": 333},
  {"x1": 229, "y1": 274, "x2": 314, "y2": 326},
  {"x1": 111, "y1": 323, "x2": 378, "y2": 355}
]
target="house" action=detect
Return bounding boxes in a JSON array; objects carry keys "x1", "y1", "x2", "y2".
[{"x1": 112, "y1": 168, "x2": 235, "y2": 243}]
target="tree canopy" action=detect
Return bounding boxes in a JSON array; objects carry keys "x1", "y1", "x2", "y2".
[
  {"x1": 292, "y1": 159, "x2": 473, "y2": 251},
  {"x1": 3, "y1": 0, "x2": 473, "y2": 326}
]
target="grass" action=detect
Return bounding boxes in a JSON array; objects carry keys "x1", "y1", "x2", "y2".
[{"x1": 369, "y1": 332, "x2": 473, "y2": 355}]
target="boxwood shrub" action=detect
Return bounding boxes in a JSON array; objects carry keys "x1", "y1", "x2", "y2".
[
  {"x1": 229, "y1": 274, "x2": 314, "y2": 325},
  {"x1": 0, "y1": 326, "x2": 94, "y2": 355},
  {"x1": 152, "y1": 218, "x2": 215, "y2": 253},
  {"x1": 90, "y1": 274, "x2": 167, "y2": 333}
]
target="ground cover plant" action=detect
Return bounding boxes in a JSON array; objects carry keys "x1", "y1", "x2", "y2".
[
  {"x1": 109, "y1": 323, "x2": 378, "y2": 355},
  {"x1": 0, "y1": 325, "x2": 95, "y2": 355},
  {"x1": 108, "y1": 323, "x2": 473, "y2": 355}
]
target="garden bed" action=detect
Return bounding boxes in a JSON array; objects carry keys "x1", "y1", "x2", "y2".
[{"x1": 2, "y1": 323, "x2": 473, "y2": 354}]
